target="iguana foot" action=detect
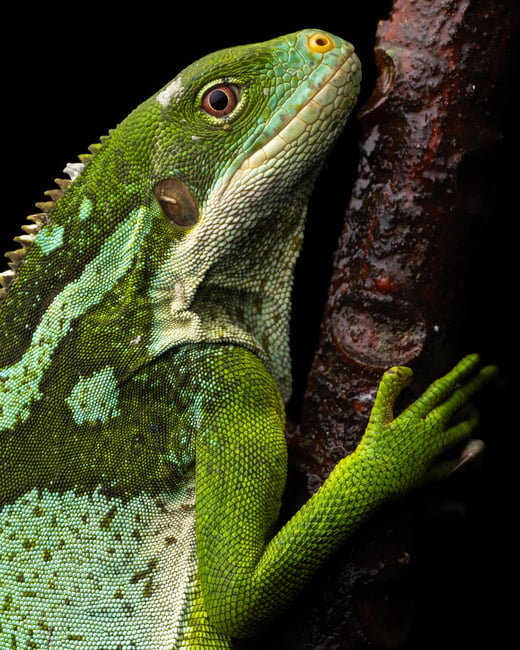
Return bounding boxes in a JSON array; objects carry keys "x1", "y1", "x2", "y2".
[{"x1": 360, "y1": 355, "x2": 498, "y2": 492}]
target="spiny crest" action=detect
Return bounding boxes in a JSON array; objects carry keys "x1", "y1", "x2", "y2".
[{"x1": 0, "y1": 138, "x2": 108, "y2": 301}]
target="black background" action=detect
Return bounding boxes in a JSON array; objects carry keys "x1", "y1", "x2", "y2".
[{"x1": 2, "y1": 3, "x2": 515, "y2": 648}]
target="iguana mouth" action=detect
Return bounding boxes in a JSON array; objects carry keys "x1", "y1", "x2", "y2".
[{"x1": 213, "y1": 44, "x2": 361, "y2": 199}]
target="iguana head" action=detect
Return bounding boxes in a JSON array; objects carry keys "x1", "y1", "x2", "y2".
[{"x1": 0, "y1": 30, "x2": 360, "y2": 405}]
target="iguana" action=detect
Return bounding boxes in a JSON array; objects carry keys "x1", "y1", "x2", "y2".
[{"x1": 0, "y1": 29, "x2": 495, "y2": 649}]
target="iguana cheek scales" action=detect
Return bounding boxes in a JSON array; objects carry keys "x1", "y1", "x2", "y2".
[{"x1": 0, "y1": 29, "x2": 495, "y2": 650}]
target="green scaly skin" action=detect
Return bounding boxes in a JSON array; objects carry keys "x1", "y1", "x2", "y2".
[{"x1": 0, "y1": 30, "x2": 495, "y2": 648}]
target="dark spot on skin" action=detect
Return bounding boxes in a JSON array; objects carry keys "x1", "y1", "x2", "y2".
[
  {"x1": 130, "y1": 559, "x2": 158, "y2": 583},
  {"x1": 100, "y1": 506, "x2": 117, "y2": 530}
]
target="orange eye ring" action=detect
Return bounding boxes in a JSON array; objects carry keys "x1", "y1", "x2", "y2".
[{"x1": 308, "y1": 33, "x2": 334, "y2": 53}]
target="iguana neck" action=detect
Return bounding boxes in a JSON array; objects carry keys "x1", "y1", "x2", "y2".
[{"x1": 161, "y1": 186, "x2": 313, "y2": 401}]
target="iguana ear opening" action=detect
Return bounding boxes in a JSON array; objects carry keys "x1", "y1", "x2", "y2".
[{"x1": 154, "y1": 178, "x2": 199, "y2": 227}]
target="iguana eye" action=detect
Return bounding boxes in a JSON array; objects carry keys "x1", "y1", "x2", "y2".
[{"x1": 202, "y1": 84, "x2": 240, "y2": 117}]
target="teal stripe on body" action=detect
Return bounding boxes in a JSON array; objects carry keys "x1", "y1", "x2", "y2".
[{"x1": 0, "y1": 206, "x2": 151, "y2": 431}]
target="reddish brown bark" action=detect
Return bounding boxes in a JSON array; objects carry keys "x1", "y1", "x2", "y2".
[
  {"x1": 254, "y1": 1, "x2": 517, "y2": 648},
  {"x1": 299, "y1": 0, "x2": 515, "y2": 484}
]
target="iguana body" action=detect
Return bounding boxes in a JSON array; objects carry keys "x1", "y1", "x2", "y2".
[{"x1": 0, "y1": 30, "x2": 493, "y2": 648}]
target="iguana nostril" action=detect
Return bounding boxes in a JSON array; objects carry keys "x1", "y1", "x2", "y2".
[{"x1": 308, "y1": 32, "x2": 334, "y2": 53}]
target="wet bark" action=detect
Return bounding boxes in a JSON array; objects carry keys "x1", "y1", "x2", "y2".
[{"x1": 253, "y1": 1, "x2": 517, "y2": 648}]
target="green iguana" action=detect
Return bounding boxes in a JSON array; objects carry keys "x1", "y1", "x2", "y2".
[{"x1": 0, "y1": 29, "x2": 495, "y2": 649}]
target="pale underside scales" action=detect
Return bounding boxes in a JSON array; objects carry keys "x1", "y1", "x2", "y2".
[{"x1": 0, "y1": 477, "x2": 197, "y2": 647}]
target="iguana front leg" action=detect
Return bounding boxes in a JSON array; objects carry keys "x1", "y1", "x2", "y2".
[{"x1": 194, "y1": 348, "x2": 495, "y2": 639}]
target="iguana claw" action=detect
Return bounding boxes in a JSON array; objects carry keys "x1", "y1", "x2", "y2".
[{"x1": 448, "y1": 438, "x2": 486, "y2": 475}]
